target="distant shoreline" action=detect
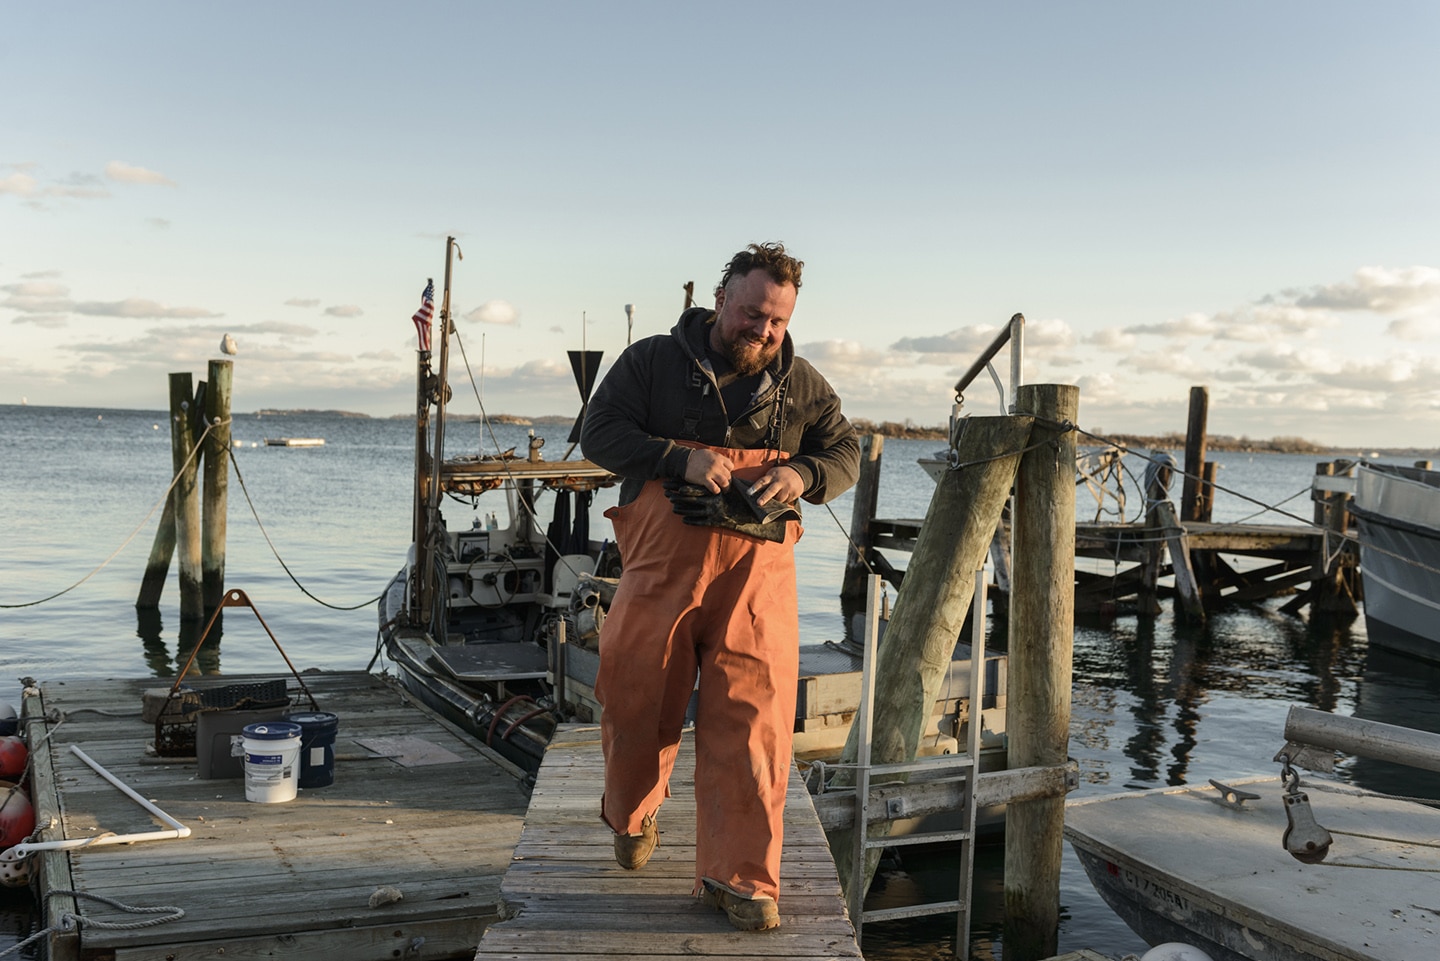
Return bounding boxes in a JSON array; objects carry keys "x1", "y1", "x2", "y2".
[{"x1": 5, "y1": 404, "x2": 1432, "y2": 457}]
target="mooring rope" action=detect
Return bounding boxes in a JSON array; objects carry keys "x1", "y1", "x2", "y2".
[
  {"x1": 0, "y1": 419, "x2": 223, "y2": 609},
  {"x1": 223, "y1": 445, "x2": 382, "y2": 611},
  {"x1": 0, "y1": 890, "x2": 185, "y2": 958}
]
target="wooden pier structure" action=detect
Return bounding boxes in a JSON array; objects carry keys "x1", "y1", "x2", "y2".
[
  {"x1": 844, "y1": 385, "x2": 1362, "y2": 625},
  {"x1": 23, "y1": 671, "x2": 530, "y2": 961},
  {"x1": 20, "y1": 676, "x2": 862, "y2": 961},
  {"x1": 474, "y1": 725, "x2": 862, "y2": 960}
]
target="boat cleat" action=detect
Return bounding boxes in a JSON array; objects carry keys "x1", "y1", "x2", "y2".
[{"x1": 1208, "y1": 779, "x2": 1261, "y2": 809}]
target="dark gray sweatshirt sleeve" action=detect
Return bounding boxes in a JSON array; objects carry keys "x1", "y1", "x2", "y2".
[{"x1": 580, "y1": 339, "x2": 692, "y2": 482}]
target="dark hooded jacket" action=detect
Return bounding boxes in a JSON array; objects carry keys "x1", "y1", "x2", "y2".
[{"x1": 581, "y1": 307, "x2": 860, "y2": 507}]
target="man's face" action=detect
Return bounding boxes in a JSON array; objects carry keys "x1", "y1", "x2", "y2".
[{"x1": 710, "y1": 270, "x2": 796, "y2": 376}]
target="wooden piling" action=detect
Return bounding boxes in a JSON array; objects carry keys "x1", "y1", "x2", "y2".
[
  {"x1": 169, "y1": 373, "x2": 204, "y2": 621},
  {"x1": 201, "y1": 360, "x2": 233, "y2": 612},
  {"x1": 135, "y1": 491, "x2": 176, "y2": 609},
  {"x1": 829, "y1": 414, "x2": 1033, "y2": 897},
  {"x1": 1004, "y1": 384, "x2": 1078, "y2": 961},
  {"x1": 1309, "y1": 460, "x2": 1358, "y2": 615},
  {"x1": 1180, "y1": 386, "x2": 1208, "y2": 523},
  {"x1": 841, "y1": 433, "x2": 884, "y2": 603}
]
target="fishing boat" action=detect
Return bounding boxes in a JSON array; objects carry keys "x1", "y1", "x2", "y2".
[
  {"x1": 1349, "y1": 461, "x2": 1440, "y2": 663},
  {"x1": 1065, "y1": 706, "x2": 1440, "y2": 961},
  {"x1": 378, "y1": 238, "x2": 1005, "y2": 782}
]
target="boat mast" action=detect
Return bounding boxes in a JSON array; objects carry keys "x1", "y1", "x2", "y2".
[{"x1": 413, "y1": 236, "x2": 460, "y2": 630}]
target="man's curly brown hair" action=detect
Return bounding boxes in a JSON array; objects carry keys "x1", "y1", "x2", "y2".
[{"x1": 715, "y1": 242, "x2": 804, "y2": 299}]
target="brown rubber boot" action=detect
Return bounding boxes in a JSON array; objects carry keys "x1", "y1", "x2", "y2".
[
  {"x1": 613, "y1": 813, "x2": 658, "y2": 869},
  {"x1": 700, "y1": 878, "x2": 781, "y2": 931}
]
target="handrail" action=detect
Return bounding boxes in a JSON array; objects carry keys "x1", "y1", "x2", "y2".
[{"x1": 952, "y1": 313, "x2": 1025, "y2": 410}]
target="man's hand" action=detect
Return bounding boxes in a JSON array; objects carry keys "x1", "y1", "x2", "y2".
[
  {"x1": 683, "y1": 448, "x2": 735, "y2": 493},
  {"x1": 747, "y1": 465, "x2": 804, "y2": 507},
  {"x1": 662, "y1": 480, "x2": 791, "y2": 543}
]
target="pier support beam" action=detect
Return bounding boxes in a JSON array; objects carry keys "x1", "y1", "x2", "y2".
[
  {"x1": 1004, "y1": 384, "x2": 1078, "y2": 961},
  {"x1": 202, "y1": 360, "x2": 233, "y2": 613},
  {"x1": 841, "y1": 433, "x2": 884, "y2": 604},
  {"x1": 830, "y1": 414, "x2": 1033, "y2": 898}
]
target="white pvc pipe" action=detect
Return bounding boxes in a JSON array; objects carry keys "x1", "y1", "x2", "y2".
[{"x1": 11, "y1": 745, "x2": 192, "y2": 856}]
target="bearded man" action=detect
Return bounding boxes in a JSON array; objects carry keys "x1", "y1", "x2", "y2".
[{"x1": 580, "y1": 242, "x2": 859, "y2": 931}]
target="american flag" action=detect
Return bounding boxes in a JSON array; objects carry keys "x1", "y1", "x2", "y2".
[{"x1": 412, "y1": 279, "x2": 435, "y2": 352}]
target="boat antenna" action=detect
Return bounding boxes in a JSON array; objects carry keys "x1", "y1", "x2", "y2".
[
  {"x1": 625, "y1": 303, "x2": 635, "y2": 346},
  {"x1": 479, "y1": 331, "x2": 486, "y2": 452}
]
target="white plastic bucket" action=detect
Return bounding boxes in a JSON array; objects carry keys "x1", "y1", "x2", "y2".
[{"x1": 241, "y1": 721, "x2": 302, "y2": 803}]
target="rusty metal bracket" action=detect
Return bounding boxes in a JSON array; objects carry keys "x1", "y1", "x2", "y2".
[{"x1": 166, "y1": 588, "x2": 320, "y2": 710}]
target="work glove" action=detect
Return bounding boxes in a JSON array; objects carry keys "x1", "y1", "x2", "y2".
[{"x1": 662, "y1": 480, "x2": 799, "y2": 543}]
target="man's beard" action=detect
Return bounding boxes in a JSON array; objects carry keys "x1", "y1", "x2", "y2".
[{"x1": 721, "y1": 332, "x2": 780, "y2": 377}]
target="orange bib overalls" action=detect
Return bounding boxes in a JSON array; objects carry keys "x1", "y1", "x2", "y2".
[{"x1": 596, "y1": 442, "x2": 802, "y2": 901}]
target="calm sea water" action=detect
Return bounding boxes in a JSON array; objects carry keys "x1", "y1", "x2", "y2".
[{"x1": 3, "y1": 402, "x2": 1438, "y2": 959}]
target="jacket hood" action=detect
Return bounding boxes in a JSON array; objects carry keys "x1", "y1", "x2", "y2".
[{"x1": 670, "y1": 306, "x2": 795, "y2": 376}]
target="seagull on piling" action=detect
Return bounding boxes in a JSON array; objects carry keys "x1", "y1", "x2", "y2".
[{"x1": 220, "y1": 334, "x2": 238, "y2": 355}]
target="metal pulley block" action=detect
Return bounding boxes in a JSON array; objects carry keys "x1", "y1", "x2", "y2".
[{"x1": 1282, "y1": 789, "x2": 1334, "y2": 863}]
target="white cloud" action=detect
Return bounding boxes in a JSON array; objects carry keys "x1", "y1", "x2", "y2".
[
  {"x1": 1, "y1": 281, "x2": 73, "y2": 314},
  {"x1": 800, "y1": 339, "x2": 910, "y2": 369},
  {"x1": 104, "y1": 161, "x2": 176, "y2": 186},
  {"x1": 1386, "y1": 317, "x2": 1440, "y2": 341},
  {"x1": 892, "y1": 324, "x2": 999, "y2": 355},
  {"x1": 1124, "y1": 313, "x2": 1217, "y2": 339},
  {"x1": 285, "y1": 297, "x2": 320, "y2": 308},
  {"x1": 465, "y1": 300, "x2": 519, "y2": 325},
  {"x1": 73, "y1": 298, "x2": 221, "y2": 319},
  {"x1": 11, "y1": 314, "x2": 68, "y2": 329},
  {"x1": 325, "y1": 304, "x2": 364, "y2": 317},
  {"x1": 1025, "y1": 317, "x2": 1077, "y2": 349},
  {"x1": 1083, "y1": 327, "x2": 1137, "y2": 350},
  {"x1": 1234, "y1": 345, "x2": 1342, "y2": 375},
  {"x1": 1294, "y1": 265, "x2": 1440, "y2": 314},
  {"x1": 0, "y1": 173, "x2": 39, "y2": 196}
]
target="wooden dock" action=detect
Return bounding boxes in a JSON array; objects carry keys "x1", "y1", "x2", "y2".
[
  {"x1": 474, "y1": 725, "x2": 862, "y2": 961},
  {"x1": 23, "y1": 671, "x2": 529, "y2": 961}
]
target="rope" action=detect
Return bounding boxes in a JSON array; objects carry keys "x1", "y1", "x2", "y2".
[
  {"x1": 0, "y1": 891, "x2": 185, "y2": 958},
  {"x1": 224, "y1": 446, "x2": 382, "y2": 611},
  {"x1": 0, "y1": 418, "x2": 224, "y2": 608}
]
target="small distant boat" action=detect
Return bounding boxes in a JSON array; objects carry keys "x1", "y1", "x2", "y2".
[{"x1": 264, "y1": 437, "x2": 325, "y2": 447}]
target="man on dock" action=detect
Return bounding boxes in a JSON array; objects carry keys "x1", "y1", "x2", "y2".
[{"x1": 581, "y1": 242, "x2": 859, "y2": 932}]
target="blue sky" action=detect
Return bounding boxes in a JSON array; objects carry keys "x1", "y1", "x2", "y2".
[{"x1": 4, "y1": 2, "x2": 1439, "y2": 447}]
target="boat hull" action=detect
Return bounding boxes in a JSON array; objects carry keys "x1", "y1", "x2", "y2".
[
  {"x1": 1065, "y1": 776, "x2": 1440, "y2": 961},
  {"x1": 1352, "y1": 463, "x2": 1440, "y2": 663}
]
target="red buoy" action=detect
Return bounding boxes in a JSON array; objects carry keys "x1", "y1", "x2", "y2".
[
  {"x1": 0, "y1": 781, "x2": 35, "y2": 849},
  {"x1": 0, "y1": 736, "x2": 25, "y2": 781}
]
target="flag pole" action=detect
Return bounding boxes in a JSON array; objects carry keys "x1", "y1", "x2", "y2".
[
  {"x1": 410, "y1": 277, "x2": 435, "y2": 623},
  {"x1": 418, "y1": 237, "x2": 460, "y2": 629}
]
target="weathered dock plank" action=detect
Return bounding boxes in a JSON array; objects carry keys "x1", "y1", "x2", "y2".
[
  {"x1": 473, "y1": 725, "x2": 862, "y2": 960},
  {"x1": 25, "y1": 671, "x2": 529, "y2": 961}
]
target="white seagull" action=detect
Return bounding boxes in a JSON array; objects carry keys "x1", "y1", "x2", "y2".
[{"x1": 220, "y1": 334, "x2": 238, "y2": 355}]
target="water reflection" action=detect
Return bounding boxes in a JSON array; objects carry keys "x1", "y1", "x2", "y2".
[
  {"x1": 1348, "y1": 647, "x2": 1440, "y2": 801},
  {"x1": 137, "y1": 609, "x2": 225, "y2": 678}
]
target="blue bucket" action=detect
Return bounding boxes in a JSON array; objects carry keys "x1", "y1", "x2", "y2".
[{"x1": 284, "y1": 711, "x2": 339, "y2": 789}]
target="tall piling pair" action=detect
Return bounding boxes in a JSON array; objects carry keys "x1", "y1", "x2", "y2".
[
  {"x1": 137, "y1": 360, "x2": 233, "y2": 619},
  {"x1": 831, "y1": 384, "x2": 1078, "y2": 961}
]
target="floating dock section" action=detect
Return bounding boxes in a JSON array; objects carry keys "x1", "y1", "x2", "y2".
[{"x1": 23, "y1": 672, "x2": 528, "y2": 961}]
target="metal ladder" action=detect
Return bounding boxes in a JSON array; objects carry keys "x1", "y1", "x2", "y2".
[{"x1": 848, "y1": 570, "x2": 986, "y2": 960}]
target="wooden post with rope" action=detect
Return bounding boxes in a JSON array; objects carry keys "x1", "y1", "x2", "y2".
[
  {"x1": 829, "y1": 414, "x2": 1032, "y2": 898},
  {"x1": 841, "y1": 433, "x2": 884, "y2": 604},
  {"x1": 170, "y1": 373, "x2": 204, "y2": 621},
  {"x1": 1004, "y1": 384, "x2": 1077, "y2": 961},
  {"x1": 201, "y1": 359, "x2": 233, "y2": 612}
]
